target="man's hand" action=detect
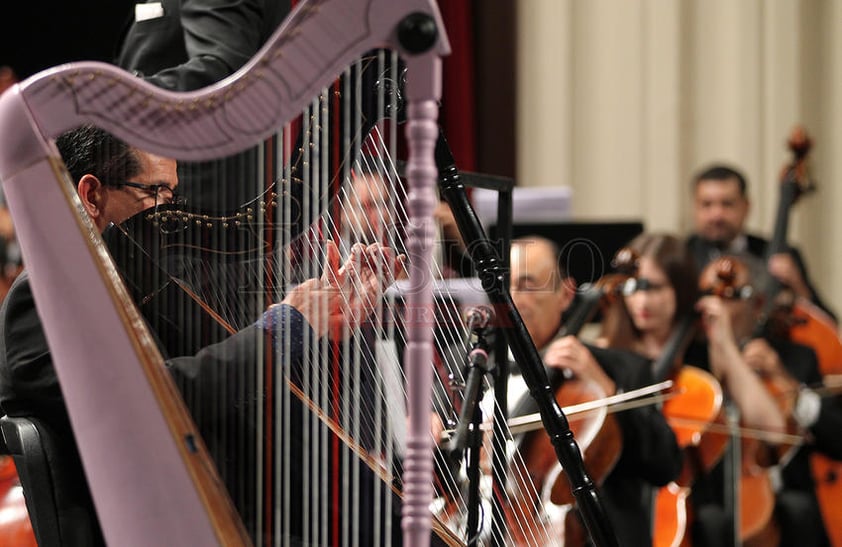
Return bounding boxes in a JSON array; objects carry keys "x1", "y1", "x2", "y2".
[
  {"x1": 742, "y1": 338, "x2": 785, "y2": 376},
  {"x1": 768, "y1": 253, "x2": 810, "y2": 300},
  {"x1": 697, "y1": 296, "x2": 738, "y2": 348},
  {"x1": 741, "y1": 338, "x2": 799, "y2": 396},
  {"x1": 543, "y1": 336, "x2": 616, "y2": 396},
  {"x1": 281, "y1": 241, "x2": 405, "y2": 338},
  {"x1": 696, "y1": 295, "x2": 742, "y2": 380}
]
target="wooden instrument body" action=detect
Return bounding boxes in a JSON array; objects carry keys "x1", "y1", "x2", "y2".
[
  {"x1": 506, "y1": 377, "x2": 619, "y2": 547},
  {"x1": 790, "y1": 299, "x2": 842, "y2": 547},
  {"x1": 654, "y1": 365, "x2": 727, "y2": 547},
  {"x1": 756, "y1": 127, "x2": 842, "y2": 546}
]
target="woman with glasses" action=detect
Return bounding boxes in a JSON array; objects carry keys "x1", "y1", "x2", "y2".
[
  {"x1": 597, "y1": 234, "x2": 783, "y2": 432},
  {"x1": 598, "y1": 233, "x2": 699, "y2": 362}
]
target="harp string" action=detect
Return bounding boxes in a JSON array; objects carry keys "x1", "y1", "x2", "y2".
[
  {"x1": 110, "y1": 130, "x2": 561, "y2": 546},
  {"x1": 329, "y1": 129, "x2": 563, "y2": 545}
]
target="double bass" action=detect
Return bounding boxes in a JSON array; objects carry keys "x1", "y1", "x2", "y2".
[{"x1": 758, "y1": 126, "x2": 842, "y2": 547}]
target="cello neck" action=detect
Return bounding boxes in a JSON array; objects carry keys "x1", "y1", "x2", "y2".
[
  {"x1": 754, "y1": 127, "x2": 814, "y2": 337},
  {"x1": 559, "y1": 286, "x2": 605, "y2": 338},
  {"x1": 767, "y1": 174, "x2": 800, "y2": 258},
  {"x1": 651, "y1": 314, "x2": 697, "y2": 382}
]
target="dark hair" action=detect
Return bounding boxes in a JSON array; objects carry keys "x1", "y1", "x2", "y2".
[
  {"x1": 601, "y1": 232, "x2": 699, "y2": 351},
  {"x1": 692, "y1": 164, "x2": 748, "y2": 196},
  {"x1": 629, "y1": 233, "x2": 699, "y2": 318},
  {"x1": 55, "y1": 125, "x2": 141, "y2": 186}
]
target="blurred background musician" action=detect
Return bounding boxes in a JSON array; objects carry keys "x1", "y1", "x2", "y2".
[
  {"x1": 598, "y1": 233, "x2": 700, "y2": 362},
  {"x1": 596, "y1": 232, "x2": 723, "y2": 547},
  {"x1": 339, "y1": 156, "x2": 466, "y2": 280},
  {"x1": 686, "y1": 164, "x2": 836, "y2": 324},
  {"x1": 506, "y1": 235, "x2": 681, "y2": 547},
  {"x1": 688, "y1": 254, "x2": 841, "y2": 547},
  {"x1": 599, "y1": 234, "x2": 780, "y2": 545}
]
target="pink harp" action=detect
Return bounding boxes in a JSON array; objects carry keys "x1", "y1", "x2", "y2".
[{"x1": 0, "y1": 1, "x2": 449, "y2": 545}]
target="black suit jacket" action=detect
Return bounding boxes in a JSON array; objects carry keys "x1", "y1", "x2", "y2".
[
  {"x1": 116, "y1": 0, "x2": 289, "y2": 91},
  {"x1": 772, "y1": 341, "x2": 842, "y2": 491},
  {"x1": 510, "y1": 343, "x2": 683, "y2": 547},
  {"x1": 116, "y1": 0, "x2": 291, "y2": 211},
  {"x1": 686, "y1": 232, "x2": 837, "y2": 322},
  {"x1": 0, "y1": 270, "x2": 308, "y2": 544}
]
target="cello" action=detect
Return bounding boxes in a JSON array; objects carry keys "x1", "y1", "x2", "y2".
[
  {"x1": 506, "y1": 250, "x2": 637, "y2": 546},
  {"x1": 649, "y1": 311, "x2": 728, "y2": 547}
]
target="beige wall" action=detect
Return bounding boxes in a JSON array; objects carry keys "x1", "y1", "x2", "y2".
[{"x1": 517, "y1": 0, "x2": 842, "y2": 315}]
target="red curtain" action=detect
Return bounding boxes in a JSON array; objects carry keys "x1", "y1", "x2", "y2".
[{"x1": 437, "y1": 1, "x2": 477, "y2": 172}]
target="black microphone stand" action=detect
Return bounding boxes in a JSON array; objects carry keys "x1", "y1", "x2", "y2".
[
  {"x1": 445, "y1": 323, "x2": 493, "y2": 546},
  {"x1": 435, "y1": 132, "x2": 619, "y2": 547}
]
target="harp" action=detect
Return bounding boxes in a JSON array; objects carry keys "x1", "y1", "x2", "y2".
[{"x1": 0, "y1": 1, "x2": 452, "y2": 545}]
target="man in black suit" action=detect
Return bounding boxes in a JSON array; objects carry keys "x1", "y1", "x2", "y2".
[
  {"x1": 506, "y1": 236, "x2": 683, "y2": 547},
  {"x1": 117, "y1": 0, "x2": 290, "y2": 92},
  {"x1": 685, "y1": 164, "x2": 836, "y2": 323},
  {"x1": 0, "y1": 125, "x2": 402, "y2": 545},
  {"x1": 116, "y1": 0, "x2": 292, "y2": 210}
]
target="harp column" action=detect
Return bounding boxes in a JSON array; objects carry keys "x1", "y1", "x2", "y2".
[{"x1": 399, "y1": 12, "x2": 444, "y2": 547}]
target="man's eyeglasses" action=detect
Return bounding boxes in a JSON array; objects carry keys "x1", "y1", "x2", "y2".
[
  {"x1": 700, "y1": 285, "x2": 754, "y2": 301},
  {"x1": 109, "y1": 181, "x2": 186, "y2": 210}
]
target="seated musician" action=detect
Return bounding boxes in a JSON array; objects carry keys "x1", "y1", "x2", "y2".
[
  {"x1": 341, "y1": 157, "x2": 467, "y2": 278},
  {"x1": 598, "y1": 232, "x2": 700, "y2": 361},
  {"x1": 0, "y1": 125, "x2": 405, "y2": 545},
  {"x1": 686, "y1": 164, "x2": 836, "y2": 324},
  {"x1": 506, "y1": 235, "x2": 682, "y2": 546},
  {"x1": 678, "y1": 253, "x2": 841, "y2": 547},
  {"x1": 598, "y1": 233, "x2": 783, "y2": 545}
]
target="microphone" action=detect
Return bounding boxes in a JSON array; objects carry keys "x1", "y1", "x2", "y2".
[{"x1": 465, "y1": 305, "x2": 494, "y2": 331}]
